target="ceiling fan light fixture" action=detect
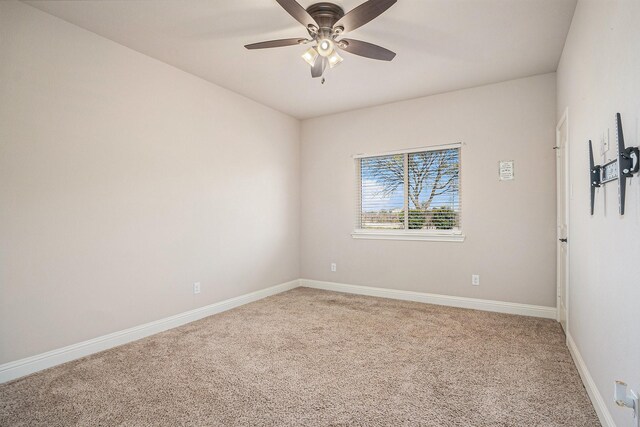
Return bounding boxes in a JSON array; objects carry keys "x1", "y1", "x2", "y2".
[
  {"x1": 245, "y1": 0, "x2": 398, "y2": 79},
  {"x1": 301, "y1": 47, "x2": 319, "y2": 66},
  {"x1": 317, "y1": 38, "x2": 335, "y2": 57},
  {"x1": 328, "y1": 50, "x2": 343, "y2": 68}
]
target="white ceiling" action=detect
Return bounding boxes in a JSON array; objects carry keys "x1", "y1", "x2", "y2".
[{"x1": 25, "y1": 0, "x2": 577, "y2": 119}]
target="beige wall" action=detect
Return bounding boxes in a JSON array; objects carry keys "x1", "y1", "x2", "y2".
[
  {"x1": 557, "y1": 1, "x2": 640, "y2": 425},
  {"x1": 0, "y1": 1, "x2": 300, "y2": 364},
  {"x1": 300, "y1": 74, "x2": 558, "y2": 307}
]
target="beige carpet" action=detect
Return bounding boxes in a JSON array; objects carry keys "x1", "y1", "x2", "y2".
[{"x1": 1, "y1": 288, "x2": 599, "y2": 426}]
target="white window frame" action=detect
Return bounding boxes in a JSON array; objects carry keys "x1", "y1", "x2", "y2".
[{"x1": 352, "y1": 142, "x2": 465, "y2": 242}]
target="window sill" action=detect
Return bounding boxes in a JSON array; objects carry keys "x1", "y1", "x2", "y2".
[{"x1": 351, "y1": 230, "x2": 465, "y2": 242}]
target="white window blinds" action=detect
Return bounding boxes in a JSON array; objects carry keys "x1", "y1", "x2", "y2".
[
  {"x1": 359, "y1": 154, "x2": 406, "y2": 229},
  {"x1": 356, "y1": 146, "x2": 461, "y2": 234}
]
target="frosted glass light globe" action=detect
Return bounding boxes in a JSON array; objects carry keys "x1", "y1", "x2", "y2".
[
  {"x1": 317, "y1": 38, "x2": 334, "y2": 57},
  {"x1": 301, "y1": 47, "x2": 319, "y2": 66},
  {"x1": 328, "y1": 50, "x2": 343, "y2": 68}
]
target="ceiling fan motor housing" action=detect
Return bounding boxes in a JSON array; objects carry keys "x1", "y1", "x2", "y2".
[{"x1": 306, "y1": 2, "x2": 345, "y2": 36}]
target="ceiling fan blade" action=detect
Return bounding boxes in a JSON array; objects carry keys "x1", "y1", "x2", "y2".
[
  {"x1": 244, "y1": 38, "x2": 305, "y2": 49},
  {"x1": 311, "y1": 56, "x2": 327, "y2": 78},
  {"x1": 275, "y1": 0, "x2": 318, "y2": 29},
  {"x1": 334, "y1": 0, "x2": 397, "y2": 33},
  {"x1": 338, "y1": 38, "x2": 396, "y2": 61}
]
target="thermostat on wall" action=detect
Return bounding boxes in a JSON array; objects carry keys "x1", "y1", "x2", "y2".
[{"x1": 499, "y1": 160, "x2": 514, "y2": 181}]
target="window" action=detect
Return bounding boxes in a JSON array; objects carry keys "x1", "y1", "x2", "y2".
[{"x1": 353, "y1": 144, "x2": 463, "y2": 242}]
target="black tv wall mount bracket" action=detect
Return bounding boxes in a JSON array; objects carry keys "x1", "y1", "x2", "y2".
[{"x1": 589, "y1": 113, "x2": 639, "y2": 215}]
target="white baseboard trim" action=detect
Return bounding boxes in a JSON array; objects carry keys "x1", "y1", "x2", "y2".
[
  {"x1": 566, "y1": 333, "x2": 615, "y2": 427},
  {"x1": 300, "y1": 279, "x2": 557, "y2": 319},
  {"x1": 0, "y1": 279, "x2": 300, "y2": 384}
]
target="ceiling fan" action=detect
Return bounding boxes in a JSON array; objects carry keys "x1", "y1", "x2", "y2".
[{"x1": 245, "y1": 0, "x2": 397, "y2": 80}]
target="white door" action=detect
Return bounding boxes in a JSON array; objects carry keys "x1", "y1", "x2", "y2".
[{"x1": 556, "y1": 111, "x2": 569, "y2": 333}]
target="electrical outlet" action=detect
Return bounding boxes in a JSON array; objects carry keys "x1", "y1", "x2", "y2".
[
  {"x1": 615, "y1": 381, "x2": 639, "y2": 426},
  {"x1": 193, "y1": 282, "x2": 201, "y2": 294},
  {"x1": 471, "y1": 275, "x2": 480, "y2": 286},
  {"x1": 331, "y1": 263, "x2": 337, "y2": 272}
]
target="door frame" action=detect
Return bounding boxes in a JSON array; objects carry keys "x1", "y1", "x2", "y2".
[{"x1": 556, "y1": 108, "x2": 570, "y2": 334}]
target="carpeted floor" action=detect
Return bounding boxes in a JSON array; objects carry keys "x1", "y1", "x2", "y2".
[{"x1": 0, "y1": 288, "x2": 599, "y2": 426}]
